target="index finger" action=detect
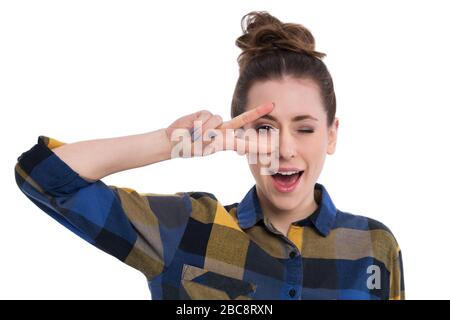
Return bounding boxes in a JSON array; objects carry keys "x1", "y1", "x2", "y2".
[{"x1": 219, "y1": 102, "x2": 275, "y2": 129}]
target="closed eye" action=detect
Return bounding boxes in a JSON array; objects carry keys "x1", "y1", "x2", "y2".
[{"x1": 298, "y1": 128, "x2": 314, "y2": 133}]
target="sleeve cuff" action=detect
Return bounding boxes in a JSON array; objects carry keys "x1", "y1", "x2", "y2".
[{"x1": 17, "y1": 136, "x2": 93, "y2": 194}]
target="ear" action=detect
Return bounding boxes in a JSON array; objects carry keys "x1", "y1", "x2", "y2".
[{"x1": 327, "y1": 117, "x2": 339, "y2": 155}]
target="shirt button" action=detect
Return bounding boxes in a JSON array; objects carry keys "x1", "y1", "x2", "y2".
[
  {"x1": 289, "y1": 251, "x2": 296, "y2": 259},
  {"x1": 289, "y1": 288, "x2": 296, "y2": 298}
]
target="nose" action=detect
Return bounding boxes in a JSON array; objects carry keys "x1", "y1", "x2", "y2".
[{"x1": 278, "y1": 129, "x2": 297, "y2": 160}]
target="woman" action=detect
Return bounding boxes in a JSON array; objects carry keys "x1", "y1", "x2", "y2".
[{"x1": 14, "y1": 11, "x2": 404, "y2": 300}]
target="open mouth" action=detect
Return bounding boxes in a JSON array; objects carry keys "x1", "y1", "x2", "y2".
[{"x1": 270, "y1": 170, "x2": 304, "y2": 193}]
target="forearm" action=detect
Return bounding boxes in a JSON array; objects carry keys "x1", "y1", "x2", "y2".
[{"x1": 52, "y1": 128, "x2": 172, "y2": 181}]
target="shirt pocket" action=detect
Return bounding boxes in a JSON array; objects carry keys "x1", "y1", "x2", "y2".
[{"x1": 181, "y1": 264, "x2": 257, "y2": 300}]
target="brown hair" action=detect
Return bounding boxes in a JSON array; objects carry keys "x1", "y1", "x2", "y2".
[{"x1": 231, "y1": 11, "x2": 336, "y2": 126}]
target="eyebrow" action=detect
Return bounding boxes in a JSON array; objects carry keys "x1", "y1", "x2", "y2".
[{"x1": 258, "y1": 114, "x2": 319, "y2": 122}]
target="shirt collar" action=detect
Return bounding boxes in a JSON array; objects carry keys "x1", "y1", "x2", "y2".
[{"x1": 236, "y1": 183, "x2": 337, "y2": 237}]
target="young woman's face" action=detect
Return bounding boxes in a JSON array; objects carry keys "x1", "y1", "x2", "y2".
[{"x1": 243, "y1": 76, "x2": 339, "y2": 213}]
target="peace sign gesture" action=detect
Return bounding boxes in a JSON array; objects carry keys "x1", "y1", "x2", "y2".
[{"x1": 165, "y1": 102, "x2": 277, "y2": 158}]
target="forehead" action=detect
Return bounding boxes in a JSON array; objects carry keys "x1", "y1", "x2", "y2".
[{"x1": 246, "y1": 77, "x2": 324, "y2": 120}]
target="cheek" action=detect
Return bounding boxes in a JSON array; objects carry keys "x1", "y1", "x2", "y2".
[
  {"x1": 248, "y1": 161, "x2": 273, "y2": 186},
  {"x1": 301, "y1": 135, "x2": 329, "y2": 166},
  {"x1": 248, "y1": 162, "x2": 261, "y2": 179}
]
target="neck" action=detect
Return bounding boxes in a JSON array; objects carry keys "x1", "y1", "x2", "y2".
[{"x1": 256, "y1": 185, "x2": 318, "y2": 236}]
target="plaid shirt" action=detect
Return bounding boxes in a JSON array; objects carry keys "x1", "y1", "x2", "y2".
[{"x1": 15, "y1": 135, "x2": 405, "y2": 300}]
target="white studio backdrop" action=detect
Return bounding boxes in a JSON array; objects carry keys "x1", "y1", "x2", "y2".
[{"x1": 1, "y1": 0, "x2": 449, "y2": 299}]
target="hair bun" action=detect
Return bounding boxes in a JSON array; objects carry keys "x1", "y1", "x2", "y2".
[{"x1": 236, "y1": 11, "x2": 326, "y2": 70}]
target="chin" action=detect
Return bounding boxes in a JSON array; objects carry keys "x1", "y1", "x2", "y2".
[
  {"x1": 271, "y1": 202, "x2": 299, "y2": 213},
  {"x1": 267, "y1": 190, "x2": 302, "y2": 210}
]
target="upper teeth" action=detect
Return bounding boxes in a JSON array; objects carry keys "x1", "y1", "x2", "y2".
[{"x1": 277, "y1": 171, "x2": 299, "y2": 175}]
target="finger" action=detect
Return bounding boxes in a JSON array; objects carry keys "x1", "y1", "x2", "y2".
[
  {"x1": 234, "y1": 136, "x2": 276, "y2": 155},
  {"x1": 202, "y1": 143, "x2": 216, "y2": 157},
  {"x1": 199, "y1": 115, "x2": 223, "y2": 142},
  {"x1": 190, "y1": 111, "x2": 214, "y2": 140},
  {"x1": 212, "y1": 130, "x2": 275, "y2": 154},
  {"x1": 201, "y1": 127, "x2": 279, "y2": 156},
  {"x1": 200, "y1": 128, "x2": 228, "y2": 156},
  {"x1": 194, "y1": 109, "x2": 213, "y2": 119},
  {"x1": 219, "y1": 102, "x2": 274, "y2": 129},
  {"x1": 199, "y1": 127, "x2": 233, "y2": 155},
  {"x1": 184, "y1": 110, "x2": 212, "y2": 128}
]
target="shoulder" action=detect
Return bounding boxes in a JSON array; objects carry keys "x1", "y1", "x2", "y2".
[
  {"x1": 182, "y1": 191, "x2": 241, "y2": 227},
  {"x1": 334, "y1": 210, "x2": 402, "y2": 259},
  {"x1": 181, "y1": 191, "x2": 221, "y2": 223},
  {"x1": 182, "y1": 191, "x2": 218, "y2": 208}
]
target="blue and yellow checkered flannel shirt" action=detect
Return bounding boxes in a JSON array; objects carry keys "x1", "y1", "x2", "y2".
[{"x1": 15, "y1": 136, "x2": 405, "y2": 300}]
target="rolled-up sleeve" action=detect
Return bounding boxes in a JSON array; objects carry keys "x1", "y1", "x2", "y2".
[{"x1": 14, "y1": 135, "x2": 192, "y2": 280}]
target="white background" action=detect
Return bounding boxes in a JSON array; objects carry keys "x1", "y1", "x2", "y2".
[{"x1": 1, "y1": 0, "x2": 449, "y2": 299}]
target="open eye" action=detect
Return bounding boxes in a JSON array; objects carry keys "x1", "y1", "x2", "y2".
[{"x1": 256, "y1": 125, "x2": 276, "y2": 133}]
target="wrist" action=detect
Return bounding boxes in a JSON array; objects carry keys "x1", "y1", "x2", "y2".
[{"x1": 146, "y1": 128, "x2": 173, "y2": 163}]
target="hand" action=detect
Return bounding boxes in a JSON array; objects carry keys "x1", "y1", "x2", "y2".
[{"x1": 165, "y1": 102, "x2": 275, "y2": 158}]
